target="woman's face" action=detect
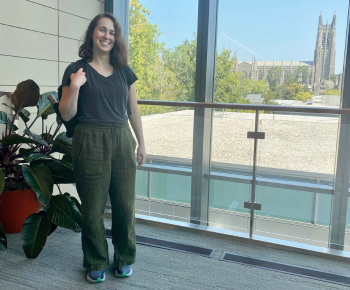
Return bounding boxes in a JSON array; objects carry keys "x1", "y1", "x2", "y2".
[{"x1": 92, "y1": 17, "x2": 116, "y2": 53}]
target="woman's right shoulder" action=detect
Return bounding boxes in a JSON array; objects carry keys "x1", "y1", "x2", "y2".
[{"x1": 65, "y1": 59, "x2": 86, "y2": 73}]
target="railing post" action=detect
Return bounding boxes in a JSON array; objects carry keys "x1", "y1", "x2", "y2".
[{"x1": 190, "y1": 0, "x2": 219, "y2": 226}]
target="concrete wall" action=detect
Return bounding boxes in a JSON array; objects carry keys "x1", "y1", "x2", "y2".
[{"x1": 0, "y1": 0, "x2": 104, "y2": 199}]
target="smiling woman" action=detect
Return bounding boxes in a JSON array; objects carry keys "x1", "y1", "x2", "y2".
[{"x1": 56, "y1": 12, "x2": 147, "y2": 283}]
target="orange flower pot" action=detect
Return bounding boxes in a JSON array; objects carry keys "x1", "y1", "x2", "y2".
[{"x1": 0, "y1": 189, "x2": 41, "y2": 234}]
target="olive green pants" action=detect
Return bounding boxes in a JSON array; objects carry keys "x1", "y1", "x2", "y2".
[{"x1": 72, "y1": 121, "x2": 137, "y2": 271}]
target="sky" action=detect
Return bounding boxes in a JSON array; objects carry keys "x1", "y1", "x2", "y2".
[{"x1": 139, "y1": 0, "x2": 348, "y2": 74}]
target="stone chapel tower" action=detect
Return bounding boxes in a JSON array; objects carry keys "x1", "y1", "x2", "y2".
[{"x1": 311, "y1": 12, "x2": 336, "y2": 89}]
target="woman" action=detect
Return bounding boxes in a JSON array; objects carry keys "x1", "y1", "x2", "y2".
[{"x1": 58, "y1": 13, "x2": 146, "y2": 283}]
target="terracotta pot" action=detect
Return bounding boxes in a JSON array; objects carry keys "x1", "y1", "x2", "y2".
[{"x1": 0, "y1": 189, "x2": 41, "y2": 234}]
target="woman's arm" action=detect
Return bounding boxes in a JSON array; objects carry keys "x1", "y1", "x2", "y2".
[
  {"x1": 128, "y1": 83, "x2": 147, "y2": 167},
  {"x1": 59, "y1": 68, "x2": 86, "y2": 121}
]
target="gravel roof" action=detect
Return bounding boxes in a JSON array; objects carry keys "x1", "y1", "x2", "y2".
[{"x1": 139, "y1": 110, "x2": 339, "y2": 176}]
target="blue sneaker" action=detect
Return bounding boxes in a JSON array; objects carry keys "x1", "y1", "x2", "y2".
[
  {"x1": 115, "y1": 265, "x2": 132, "y2": 278},
  {"x1": 86, "y1": 270, "x2": 106, "y2": 283}
]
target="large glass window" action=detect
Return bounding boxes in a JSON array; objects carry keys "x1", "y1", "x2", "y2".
[
  {"x1": 129, "y1": 0, "x2": 197, "y2": 222},
  {"x1": 209, "y1": 0, "x2": 348, "y2": 248}
]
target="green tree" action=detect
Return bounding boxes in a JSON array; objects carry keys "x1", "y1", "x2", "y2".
[
  {"x1": 214, "y1": 48, "x2": 248, "y2": 104},
  {"x1": 163, "y1": 36, "x2": 197, "y2": 102},
  {"x1": 329, "y1": 74, "x2": 337, "y2": 82},
  {"x1": 323, "y1": 88, "x2": 341, "y2": 95},
  {"x1": 284, "y1": 73, "x2": 297, "y2": 85},
  {"x1": 295, "y1": 91, "x2": 312, "y2": 102},
  {"x1": 267, "y1": 67, "x2": 283, "y2": 92},
  {"x1": 285, "y1": 82, "x2": 303, "y2": 100},
  {"x1": 297, "y1": 66, "x2": 309, "y2": 85}
]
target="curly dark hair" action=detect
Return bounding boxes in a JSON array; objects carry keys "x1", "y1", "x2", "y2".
[{"x1": 78, "y1": 13, "x2": 128, "y2": 68}]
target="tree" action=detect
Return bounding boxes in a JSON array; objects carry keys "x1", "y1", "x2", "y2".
[
  {"x1": 329, "y1": 74, "x2": 337, "y2": 82},
  {"x1": 295, "y1": 91, "x2": 312, "y2": 102},
  {"x1": 285, "y1": 83, "x2": 303, "y2": 100},
  {"x1": 263, "y1": 91, "x2": 277, "y2": 105},
  {"x1": 267, "y1": 67, "x2": 283, "y2": 92},
  {"x1": 284, "y1": 73, "x2": 297, "y2": 86},
  {"x1": 297, "y1": 66, "x2": 309, "y2": 85},
  {"x1": 323, "y1": 88, "x2": 341, "y2": 95},
  {"x1": 163, "y1": 36, "x2": 197, "y2": 102}
]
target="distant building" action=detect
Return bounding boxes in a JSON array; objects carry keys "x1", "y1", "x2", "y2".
[
  {"x1": 234, "y1": 13, "x2": 341, "y2": 95},
  {"x1": 246, "y1": 94, "x2": 263, "y2": 103}
]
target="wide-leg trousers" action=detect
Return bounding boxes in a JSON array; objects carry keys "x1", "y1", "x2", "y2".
[{"x1": 71, "y1": 121, "x2": 137, "y2": 271}]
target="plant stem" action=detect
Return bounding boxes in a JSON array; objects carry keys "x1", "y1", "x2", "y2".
[
  {"x1": 56, "y1": 184, "x2": 63, "y2": 195},
  {"x1": 48, "y1": 124, "x2": 62, "y2": 143}
]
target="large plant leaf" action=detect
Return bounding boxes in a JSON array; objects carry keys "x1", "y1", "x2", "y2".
[
  {"x1": 0, "y1": 92, "x2": 11, "y2": 98},
  {"x1": 22, "y1": 153, "x2": 47, "y2": 163},
  {"x1": 22, "y1": 164, "x2": 53, "y2": 206},
  {"x1": 51, "y1": 141, "x2": 71, "y2": 158},
  {"x1": 61, "y1": 154, "x2": 72, "y2": 165},
  {"x1": 0, "y1": 111, "x2": 8, "y2": 124},
  {"x1": 31, "y1": 159, "x2": 74, "y2": 184},
  {"x1": 12, "y1": 80, "x2": 40, "y2": 113},
  {"x1": 37, "y1": 92, "x2": 57, "y2": 117},
  {"x1": 0, "y1": 222, "x2": 7, "y2": 250},
  {"x1": 55, "y1": 132, "x2": 72, "y2": 147},
  {"x1": 19, "y1": 109, "x2": 30, "y2": 123},
  {"x1": 0, "y1": 111, "x2": 18, "y2": 131},
  {"x1": 45, "y1": 195, "x2": 82, "y2": 231},
  {"x1": 48, "y1": 222, "x2": 57, "y2": 236},
  {"x1": 21, "y1": 211, "x2": 50, "y2": 258},
  {"x1": 63, "y1": 192, "x2": 81, "y2": 213},
  {"x1": 0, "y1": 169, "x2": 5, "y2": 197},
  {"x1": 1, "y1": 134, "x2": 46, "y2": 147}
]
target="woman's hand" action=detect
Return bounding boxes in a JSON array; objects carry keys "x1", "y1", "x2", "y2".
[
  {"x1": 137, "y1": 144, "x2": 147, "y2": 168},
  {"x1": 70, "y1": 68, "x2": 87, "y2": 88}
]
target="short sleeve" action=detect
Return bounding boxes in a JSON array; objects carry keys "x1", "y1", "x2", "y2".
[
  {"x1": 57, "y1": 62, "x2": 77, "y2": 101},
  {"x1": 124, "y1": 65, "x2": 138, "y2": 88}
]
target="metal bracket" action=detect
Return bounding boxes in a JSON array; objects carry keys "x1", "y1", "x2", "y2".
[
  {"x1": 244, "y1": 201, "x2": 262, "y2": 211},
  {"x1": 247, "y1": 132, "x2": 265, "y2": 139}
]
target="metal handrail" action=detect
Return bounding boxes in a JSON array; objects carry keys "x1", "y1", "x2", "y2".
[{"x1": 137, "y1": 100, "x2": 350, "y2": 115}]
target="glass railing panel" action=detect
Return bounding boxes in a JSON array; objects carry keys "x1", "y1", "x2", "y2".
[
  {"x1": 254, "y1": 113, "x2": 338, "y2": 247},
  {"x1": 209, "y1": 111, "x2": 255, "y2": 233}
]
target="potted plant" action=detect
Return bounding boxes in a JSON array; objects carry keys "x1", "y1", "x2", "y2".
[{"x1": 0, "y1": 79, "x2": 82, "y2": 259}]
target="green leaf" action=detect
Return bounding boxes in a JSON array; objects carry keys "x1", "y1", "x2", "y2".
[
  {"x1": 22, "y1": 164, "x2": 53, "y2": 206},
  {"x1": 12, "y1": 80, "x2": 40, "y2": 113},
  {"x1": 31, "y1": 159, "x2": 74, "y2": 184},
  {"x1": 69, "y1": 196, "x2": 81, "y2": 213},
  {"x1": 21, "y1": 211, "x2": 50, "y2": 258},
  {"x1": 0, "y1": 111, "x2": 9, "y2": 124},
  {"x1": 48, "y1": 222, "x2": 57, "y2": 236},
  {"x1": 0, "y1": 169, "x2": 5, "y2": 197},
  {"x1": 45, "y1": 195, "x2": 82, "y2": 231},
  {"x1": 55, "y1": 132, "x2": 72, "y2": 147},
  {"x1": 0, "y1": 221, "x2": 7, "y2": 250},
  {"x1": 63, "y1": 192, "x2": 81, "y2": 213},
  {"x1": 1, "y1": 134, "x2": 46, "y2": 147},
  {"x1": 51, "y1": 141, "x2": 71, "y2": 158},
  {"x1": 37, "y1": 92, "x2": 57, "y2": 117},
  {"x1": 22, "y1": 153, "x2": 47, "y2": 163},
  {"x1": 19, "y1": 109, "x2": 30, "y2": 123},
  {"x1": 61, "y1": 154, "x2": 72, "y2": 165}
]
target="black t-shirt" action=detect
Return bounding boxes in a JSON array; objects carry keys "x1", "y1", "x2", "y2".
[{"x1": 58, "y1": 59, "x2": 137, "y2": 123}]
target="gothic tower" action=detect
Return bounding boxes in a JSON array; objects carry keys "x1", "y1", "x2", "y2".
[{"x1": 311, "y1": 12, "x2": 336, "y2": 89}]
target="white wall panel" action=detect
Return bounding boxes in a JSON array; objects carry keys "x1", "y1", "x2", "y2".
[
  {"x1": 0, "y1": 25, "x2": 58, "y2": 60},
  {"x1": 0, "y1": 0, "x2": 58, "y2": 35}
]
